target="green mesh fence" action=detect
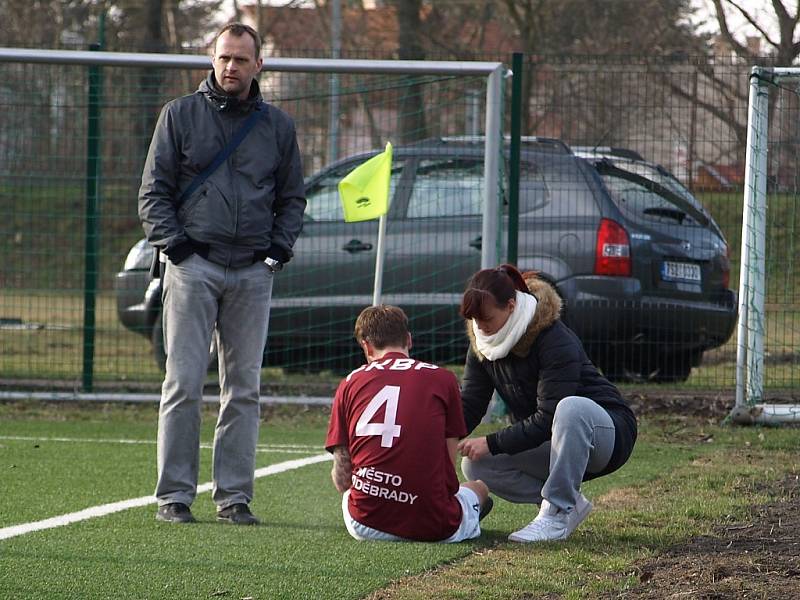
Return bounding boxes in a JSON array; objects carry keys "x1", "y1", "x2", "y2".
[
  {"x1": 518, "y1": 57, "x2": 747, "y2": 389},
  {"x1": 266, "y1": 69, "x2": 496, "y2": 373},
  {"x1": 0, "y1": 52, "x2": 797, "y2": 392},
  {"x1": 0, "y1": 53, "x2": 499, "y2": 388},
  {"x1": 760, "y1": 77, "x2": 800, "y2": 393},
  {"x1": 537, "y1": 58, "x2": 792, "y2": 393}
]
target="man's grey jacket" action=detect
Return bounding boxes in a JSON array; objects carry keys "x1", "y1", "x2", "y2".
[{"x1": 138, "y1": 73, "x2": 306, "y2": 268}]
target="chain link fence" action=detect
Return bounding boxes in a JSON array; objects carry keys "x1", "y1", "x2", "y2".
[{"x1": 0, "y1": 50, "x2": 795, "y2": 393}]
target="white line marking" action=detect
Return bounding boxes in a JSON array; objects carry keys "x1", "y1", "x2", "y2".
[
  {"x1": 0, "y1": 453, "x2": 332, "y2": 542},
  {"x1": 255, "y1": 448, "x2": 321, "y2": 455},
  {"x1": 0, "y1": 391, "x2": 332, "y2": 406},
  {"x1": 0, "y1": 435, "x2": 321, "y2": 453},
  {"x1": 0, "y1": 435, "x2": 156, "y2": 445}
]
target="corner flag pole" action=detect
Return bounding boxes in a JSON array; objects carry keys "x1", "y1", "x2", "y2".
[{"x1": 372, "y1": 213, "x2": 387, "y2": 305}]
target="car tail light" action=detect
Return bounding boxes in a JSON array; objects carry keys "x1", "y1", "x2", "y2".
[
  {"x1": 594, "y1": 219, "x2": 631, "y2": 276},
  {"x1": 721, "y1": 243, "x2": 730, "y2": 288}
]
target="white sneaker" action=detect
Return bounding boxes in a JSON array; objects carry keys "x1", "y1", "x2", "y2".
[{"x1": 508, "y1": 493, "x2": 593, "y2": 543}]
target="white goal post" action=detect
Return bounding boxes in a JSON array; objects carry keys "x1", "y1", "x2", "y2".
[{"x1": 730, "y1": 66, "x2": 800, "y2": 425}]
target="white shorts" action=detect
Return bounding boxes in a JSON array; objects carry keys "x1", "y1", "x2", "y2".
[{"x1": 341, "y1": 486, "x2": 482, "y2": 543}]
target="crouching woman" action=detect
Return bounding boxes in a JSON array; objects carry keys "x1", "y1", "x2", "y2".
[{"x1": 457, "y1": 264, "x2": 637, "y2": 543}]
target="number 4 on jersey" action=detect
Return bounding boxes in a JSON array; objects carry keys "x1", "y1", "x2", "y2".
[{"x1": 355, "y1": 385, "x2": 402, "y2": 448}]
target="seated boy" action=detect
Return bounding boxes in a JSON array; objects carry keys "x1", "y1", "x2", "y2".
[{"x1": 326, "y1": 304, "x2": 492, "y2": 542}]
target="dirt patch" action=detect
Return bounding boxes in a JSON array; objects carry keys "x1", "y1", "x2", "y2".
[
  {"x1": 606, "y1": 474, "x2": 800, "y2": 599},
  {"x1": 623, "y1": 390, "x2": 800, "y2": 422},
  {"x1": 624, "y1": 391, "x2": 735, "y2": 421}
]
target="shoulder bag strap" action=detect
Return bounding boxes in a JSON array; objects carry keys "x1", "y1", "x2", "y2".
[{"x1": 178, "y1": 102, "x2": 265, "y2": 204}]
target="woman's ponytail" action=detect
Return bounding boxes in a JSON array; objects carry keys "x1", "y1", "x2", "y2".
[
  {"x1": 496, "y1": 264, "x2": 529, "y2": 294},
  {"x1": 460, "y1": 263, "x2": 533, "y2": 320}
]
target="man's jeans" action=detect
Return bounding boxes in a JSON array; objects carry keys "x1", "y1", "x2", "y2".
[
  {"x1": 155, "y1": 254, "x2": 273, "y2": 509},
  {"x1": 462, "y1": 396, "x2": 616, "y2": 512}
]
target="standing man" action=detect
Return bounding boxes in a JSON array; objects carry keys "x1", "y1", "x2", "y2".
[
  {"x1": 139, "y1": 23, "x2": 306, "y2": 525},
  {"x1": 326, "y1": 305, "x2": 492, "y2": 542}
]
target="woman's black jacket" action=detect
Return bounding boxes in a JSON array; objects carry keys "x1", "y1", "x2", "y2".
[{"x1": 461, "y1": 275, "x2": 637, "y2": 479}]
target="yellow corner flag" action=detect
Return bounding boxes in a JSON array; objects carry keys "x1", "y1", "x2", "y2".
[{"x1": 338, "y1": 142, "x2": 393, "y2": 222}]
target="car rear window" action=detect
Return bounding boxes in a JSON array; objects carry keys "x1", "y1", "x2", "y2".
[
  {"x1": 614, "y1": 161, "x2": 705, "y2": 212},
  {"x1": 600, "y1": 172, "x2": 704, "y2": 227}
]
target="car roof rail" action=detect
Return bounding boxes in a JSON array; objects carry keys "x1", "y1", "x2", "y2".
[
  {"x1": 570, "y1": 145, "x2": 645, "y2": 161},
  {"x1": 435, "y1": 135, "x2": 571, "y2": 154}
]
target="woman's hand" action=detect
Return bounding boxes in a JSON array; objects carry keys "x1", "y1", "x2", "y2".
[{"x1": 457, "y1": 436, "x2": 490, "y2": 461}]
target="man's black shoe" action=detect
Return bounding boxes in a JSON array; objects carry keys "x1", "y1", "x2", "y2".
[
  {"x1": 479, "y1": 496, "x2": 494, "y2": 521},
  {"x1": 156, "y1": 502, "x2": 196, "y2": 524},
  {"x1": 216, "y1": 503, "x2": 260, "y2": 525}
]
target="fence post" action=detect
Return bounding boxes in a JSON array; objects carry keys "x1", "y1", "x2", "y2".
[
  {"x1": 82, "y1": 32, "x2": 103, "y2": 391},
  {"x1": 507, "y1": 52, "x2": 523, "y2": 265}
]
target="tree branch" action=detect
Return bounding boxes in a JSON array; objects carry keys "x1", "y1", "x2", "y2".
[
  {"x1": 718, "y1": 0, "x2": 780, "y2": 50},
  {"x1": 665, "y1": 71, "x2": 747, "y2": 147}
]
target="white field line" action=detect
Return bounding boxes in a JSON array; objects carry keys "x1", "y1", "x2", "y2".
[
  {"x1": 0, "y1": 435, "x2": 321, "y2": 454},
  {"x1": 0, "y1": 391, "x2": 333, "y2": 406},
  {"x1": 0, "y1": 452, "x2": 332, "y2": 542}
]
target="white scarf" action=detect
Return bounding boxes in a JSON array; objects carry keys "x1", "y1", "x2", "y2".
[{"x1": 472, "y1": 291, "x2": 538, "y2": 361}]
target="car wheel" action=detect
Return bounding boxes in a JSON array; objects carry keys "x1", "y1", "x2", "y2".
[
  {"x1": 589, "y1": 346, "x2": 631, "y2": 383},
  {"x1": 151, "y1": 312, "x2": 218, "y2": 372},
  {"x1": 650, "y1": 350, "x2": 698, "y2": 383},
  {"x1": 593, "y1": 346, "x2": 696, "y2": 384},
  {"x1": 594, "y1": 356, "x2": 633, "y2": 383}
]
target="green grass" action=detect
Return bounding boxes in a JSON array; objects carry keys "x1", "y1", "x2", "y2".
[
  {"x1": 699, "y1": 190, "x2": 800, "y2": 301},
  {"x1": 0, "y1": 178, "x2": 143, "y2": 292},
  {"x1": 1, "y1": 403, "x2": 798, "y2": 599},
  {"x1": 0, "y1": 290, "x2": 163, "y2": 382},
  {"x1": 685, "y1": 360, "x2": 798, "y2": 389},
  {"x1": 348, "y1": 416, "x2": 800, "y2": 599},
  {"x1": 0, "y1": 404, "x2": 475, "y2": 599}
]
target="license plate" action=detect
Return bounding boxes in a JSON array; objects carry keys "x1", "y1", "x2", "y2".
[{"x1": 661, "y1": 261, "x2": 701, "y2": 283}]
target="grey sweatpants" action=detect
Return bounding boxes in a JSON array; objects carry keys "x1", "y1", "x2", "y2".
[
  {"x1": 155, "y1": 254, "x2": 273, "y2": 509},
  {"x1": 462, "y1": 396, "x2": 616, "y2": 513}
]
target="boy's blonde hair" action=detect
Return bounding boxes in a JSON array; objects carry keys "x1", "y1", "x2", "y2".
[{"x1": 354, "y1": 305, "x2": 409, "y2": 350}]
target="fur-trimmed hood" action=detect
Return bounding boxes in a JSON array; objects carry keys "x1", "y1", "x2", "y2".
[{"x1": 466, "y1": 274, "x2": 563, "y2": 361}]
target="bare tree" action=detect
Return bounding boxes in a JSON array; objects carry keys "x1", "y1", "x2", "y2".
[
  {"x1": 388, "y1": 0, "x2": 428, "y2": 142},
  {"x1": 665, "y1": 2, "x2": 800, "y2": 169},
  {"x1": 422, "y1": 0, "x2": 496, "y2": 59},
  {"x1": 231, "y1": 0, "x2": 242, "y2": 22},
  {"x1": 711, "y1": 0, "x2": 800, "y2": 65},
  {"x1": 496, "y1": 0, "x2": 703, "y2": 133},
  {"x1": 0, "y1": 0, "x2": 97, "y2": 47},
  {"x1": 709, "y1": 0, "x2": 800, "y2": 183}
]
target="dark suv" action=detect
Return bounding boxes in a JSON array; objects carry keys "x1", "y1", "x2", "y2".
[
  {"x1": 569, "y1": 146, "x2": 736, "y2": 380},
  {"x1": 115, "y1": 138, "x2": 736, "y2": 381}
]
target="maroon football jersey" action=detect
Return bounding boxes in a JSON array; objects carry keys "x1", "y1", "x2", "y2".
[{"x1": 326, "y1": 352, "x2": 468, "y2": 541}]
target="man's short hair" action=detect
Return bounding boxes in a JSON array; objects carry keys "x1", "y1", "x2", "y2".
[
  {"x1": 214, "y1": 22, "x2": 262, "y2": 60},
  {"x1": 354, "y1": 305, "x2": 409, "y2": 350}
]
